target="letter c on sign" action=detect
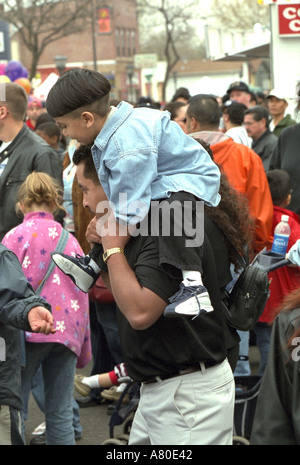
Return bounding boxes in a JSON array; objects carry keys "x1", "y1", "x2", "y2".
[
  {"x1": 283, "y1": 7, "x2": 297, "y2": 20},
  {"x1": 290, "y1": 19, "x2": 300, "y2": 32}
]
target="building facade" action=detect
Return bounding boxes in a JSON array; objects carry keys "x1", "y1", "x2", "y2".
[{"x1": 12, "y1": 0, "x2": 141, "y2": 101}]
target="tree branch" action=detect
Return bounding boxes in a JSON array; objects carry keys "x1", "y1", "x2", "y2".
[{"x1": 0, "y1": 0, "x2": 97, "y2": 79}]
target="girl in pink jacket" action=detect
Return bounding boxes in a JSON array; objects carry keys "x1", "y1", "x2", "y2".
[{"x1": 2, "y1": 172, "x2": 91, "y2": 445}]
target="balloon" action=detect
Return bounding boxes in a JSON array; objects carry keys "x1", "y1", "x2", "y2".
[
  {"x1": 21, "y1": 66, "x2": 29, "y2": 78},
  {"x1": 0, "y1": 63, "x2": 6, "y2": 76},
  {"x1": 14, "y1": 77, "x2": 32, "y2": 94},
  {"x1": 5, "y1": 60, "x2": 24, "y2": 82},
  {"x1": 0, "y1": 75, "x2": 11, "y2": 83}
]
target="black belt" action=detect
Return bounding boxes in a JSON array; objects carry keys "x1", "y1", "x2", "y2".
[{"x1": 142, "y1": 362, "x2": 217, "y2": 385}]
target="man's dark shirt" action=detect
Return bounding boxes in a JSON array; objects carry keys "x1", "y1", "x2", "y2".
[{"x1": 116, "y1": 229, "x2": 229, "y2": 383}]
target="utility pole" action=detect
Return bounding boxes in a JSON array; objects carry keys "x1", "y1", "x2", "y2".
[{"x1": 91, "y1": 0, "x2": 98, "y2": 71}]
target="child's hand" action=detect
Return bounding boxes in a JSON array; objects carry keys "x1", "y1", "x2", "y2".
[
  {"x1": 86, "y1": 216, "x2": 102, "y2": 245},
  {"x1": 28, "y1": 306, "x2": 56, "y2": 334}
]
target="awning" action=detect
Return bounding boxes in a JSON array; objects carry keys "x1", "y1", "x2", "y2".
[{"x1": 214, "y1": 43, "x2": 270, "y2": 62}]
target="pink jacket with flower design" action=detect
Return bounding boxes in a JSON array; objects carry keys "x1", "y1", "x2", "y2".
[{"x1": 2, "y1": 211, "x2": 91, "y2": 368}]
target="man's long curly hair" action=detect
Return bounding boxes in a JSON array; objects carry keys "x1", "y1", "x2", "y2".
[{"x1": 196, "y1": 138, "x2": 255, "y2": 272}]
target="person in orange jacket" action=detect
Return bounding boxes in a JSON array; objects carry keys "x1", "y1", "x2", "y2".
[
  {"x1": 186, "y1": 94, "x2": 273, "y2": 256},
  {"x1": 186, "y1": 93, "x2": 274, "y2": 377}
]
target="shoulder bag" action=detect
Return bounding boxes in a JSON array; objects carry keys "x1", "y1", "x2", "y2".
[{"x1": 224, "y1": 246, "x2": 271, "y2": 331}]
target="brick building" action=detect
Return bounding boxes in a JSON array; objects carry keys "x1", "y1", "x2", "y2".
[{"x1": 13, "y1": 0, "x2": 141, "y2": 101}]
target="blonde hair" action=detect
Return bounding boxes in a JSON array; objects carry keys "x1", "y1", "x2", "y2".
[{"x1": 17, "y1": 172, "x2": 65, "y2": 214}]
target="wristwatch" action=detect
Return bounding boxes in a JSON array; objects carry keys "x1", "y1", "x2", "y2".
[{"x1": 103, "y1": 247, "x2": 125, "y2": 263}]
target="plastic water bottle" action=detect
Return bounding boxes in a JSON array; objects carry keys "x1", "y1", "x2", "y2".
[{"x1": 271, "y1": 214, "x2": 291, "y2": 255}]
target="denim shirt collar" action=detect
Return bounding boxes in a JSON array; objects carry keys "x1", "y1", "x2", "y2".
[{"x1": 93, "y1": 101, "x2": 133, "y2": 151}]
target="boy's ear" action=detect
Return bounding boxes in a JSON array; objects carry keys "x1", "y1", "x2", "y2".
[
  {"x1": 81, "y1": 111, "x2": 94, "y2": 128},
  {"x1": 223, "y1": 113, "x2": 229, "y2": 123}
]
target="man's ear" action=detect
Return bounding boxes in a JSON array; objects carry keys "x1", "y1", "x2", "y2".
[
  {"x1": 0, "y1": 106, "x2": 9, "y2": 120},
  {"x1": 81, "y1": 111, "x2": 95, "y2": 128},
  {"x1": 285, "y1": 193, "x2": 291, "y2": 207},
  {"x1": 191, "y1": 116, "x2": 198, "y2": 131}
]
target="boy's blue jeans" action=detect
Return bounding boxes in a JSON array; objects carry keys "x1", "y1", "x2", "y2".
[{"x1": 21, "y1": 341, "x2": 77, "y2": 445}]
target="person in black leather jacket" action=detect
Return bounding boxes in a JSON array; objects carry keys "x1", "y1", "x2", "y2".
[
  {"x1": 0, "y1": 244, "x2": 55, "y2": 445},
  {"x1": 0, "y1": 82, "x2": 62, "y2": 241}
]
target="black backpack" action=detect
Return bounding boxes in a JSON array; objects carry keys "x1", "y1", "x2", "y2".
[{"x1": 223, "y1": 249, "x2": 271, "y2": 331}]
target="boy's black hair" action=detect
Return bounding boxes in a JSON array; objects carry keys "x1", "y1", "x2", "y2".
[
  {"x1": 46, "y1": 68, "x2": 111, "y2": 118},
  {"x1": 72, "y1": 143, "x2": 99, "y2": 185},
  {"x1": 35, "y1": 112, "x2": 55, "y2": 129},
  {"x1": 171, "y1": 87, "x2": 191, "y2": 102},
  {"x1": 222, "y1": 101, "x2": 247, "y2": 125},
  {"x1": 266, "y1": 169, "x2": 291, "y2": 205},
  {"x1": 36, "y1": 121, "x2": 61, "y2": 139}
]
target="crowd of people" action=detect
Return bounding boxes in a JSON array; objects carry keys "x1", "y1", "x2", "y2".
[{"x1": 0, "y1": 71, "x2": 300, "y2": 445}]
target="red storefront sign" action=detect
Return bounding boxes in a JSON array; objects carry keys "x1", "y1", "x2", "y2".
[{"x1": 278, "y1": 4, "x2": 300, "y2": 35}]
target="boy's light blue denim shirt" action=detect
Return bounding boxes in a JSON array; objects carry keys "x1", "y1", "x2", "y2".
[{"x1": 92, "y1": 101, "x2": 220, "y2": 224}]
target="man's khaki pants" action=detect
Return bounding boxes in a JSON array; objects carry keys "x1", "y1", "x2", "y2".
[{"x1": 129, "y1": 359, "x2": 235, "y2": 446}]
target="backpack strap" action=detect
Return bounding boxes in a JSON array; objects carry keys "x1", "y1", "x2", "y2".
[
  {"x1": 21, "y1": 228, "x2": 70, "y2": 367},
  {"x1": 36, "y1": 228, "x2": 70, "y2": 295},
  {"x1": 231, "y1": 243, "x2": 249, "y2": 270}
]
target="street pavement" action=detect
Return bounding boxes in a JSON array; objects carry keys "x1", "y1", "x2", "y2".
[{"x1": 24, "y1": 347, "x2": 260, "y2": 446}]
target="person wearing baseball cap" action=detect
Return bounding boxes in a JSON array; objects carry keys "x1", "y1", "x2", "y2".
[
  {"x1": 227, "y1": 81, "x2": 252, "y2": 108},
  {"x1": 266, "y1": 89, "x2": 296, "y2": 137}
]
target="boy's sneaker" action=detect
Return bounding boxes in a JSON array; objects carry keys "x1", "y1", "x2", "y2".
[
  {"x1": 101, "y1": 385, "x2": 129, "y2": 404},
  {"x1": 74, "y1": 374, "x2": 91, "y2": 397},
  {"x1": 51, "y1": 252, "x2": 99, "y2": 292},
  {"x1": 164, "y1": 283, "x2": 214, "y2": 319}
]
